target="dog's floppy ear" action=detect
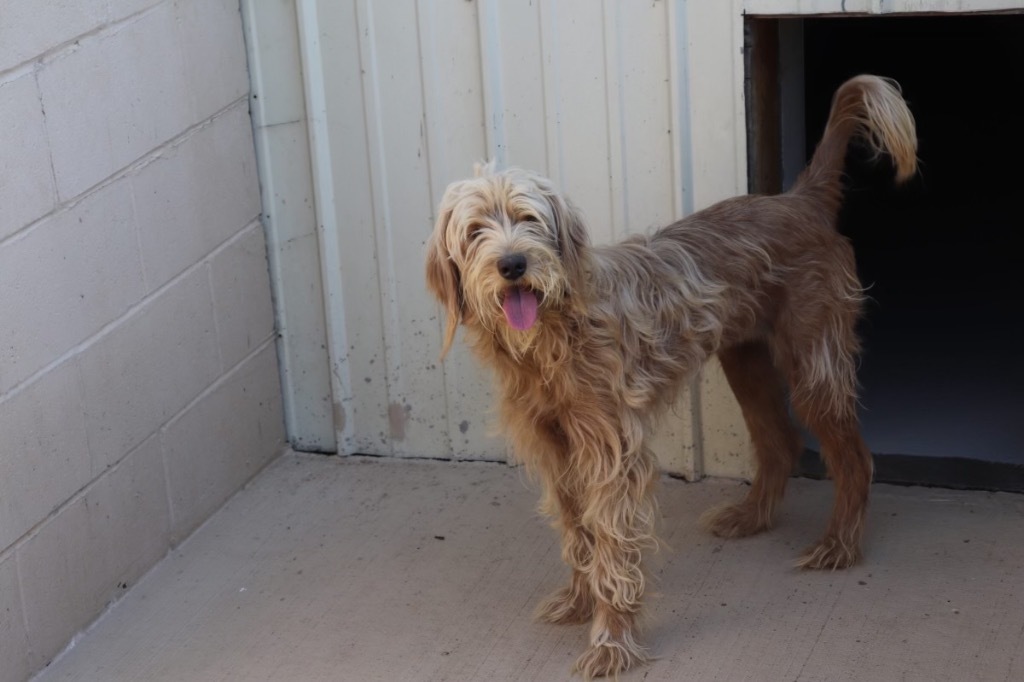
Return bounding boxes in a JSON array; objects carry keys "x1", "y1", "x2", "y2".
[
  {"x1": 425, "y1": 203, "x2": 462, "y2": 360},
  {"x1": 547, "y1": 191, "x2": 590, "y2": 294}
]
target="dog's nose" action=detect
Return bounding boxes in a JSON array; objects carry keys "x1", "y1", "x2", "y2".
[{"x1": 497, "y1": 254, "x2": 528, "y2": 281}]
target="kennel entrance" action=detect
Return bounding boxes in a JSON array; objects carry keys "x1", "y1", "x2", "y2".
[{"x1": 746, "y1": 10, "x2": 1024, "y2": 490}]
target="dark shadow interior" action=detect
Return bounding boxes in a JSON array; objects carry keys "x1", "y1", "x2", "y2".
[{"x1": 799, "y1": 15, "x2": 1024, "y2": 466}]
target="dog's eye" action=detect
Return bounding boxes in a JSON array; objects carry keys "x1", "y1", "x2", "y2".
[
  {"x1": 468, "y1": 223, "x2": 486, "y2": 240},
  {"x1": 517, "y1": 216, "x2": 546, "y2": 233}
]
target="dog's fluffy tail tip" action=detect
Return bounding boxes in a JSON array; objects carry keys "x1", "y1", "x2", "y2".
[
  {"x1": 852, "y1": 75, "x2": 919, "y2": 183},
  {"x1": 805, "y1": 74, "x2": 919, "y2": 189}
]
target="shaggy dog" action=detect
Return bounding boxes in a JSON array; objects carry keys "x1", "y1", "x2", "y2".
[{"x1": 425, "y1": 75, "x2": 917, "y2": 678}]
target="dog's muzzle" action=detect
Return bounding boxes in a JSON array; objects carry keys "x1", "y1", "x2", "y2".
[{"x1": 496, "y1": 254, "x2": 537, "y2": 331}]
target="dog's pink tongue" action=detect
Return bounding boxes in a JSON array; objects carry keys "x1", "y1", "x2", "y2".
[{"x1": 502, "y1": 287, "x2": 538, "y2": 331}]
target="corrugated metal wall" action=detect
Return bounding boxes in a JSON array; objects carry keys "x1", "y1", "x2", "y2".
[
  {"x1": 280, "y1": 0, "x2": 753, "y2": 477},
  {"x1": 247, "y1": 0, "x2": 772, "y2": 479},
  {"x1": 296, "y1": 0, "x2": 709, "y2": 472}
]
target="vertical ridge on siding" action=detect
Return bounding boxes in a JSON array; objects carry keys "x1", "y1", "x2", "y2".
[
  {"x1": 353, "y1": 0, "x2": 400, "y2": 455},
  {"x1": 476, "y1": 0, "x2": 506, "y2": 168},
  {"x1": 668, "y1": 0, "x2": 695, "y2": 220},
  {"x1": 295, "y1": 0, "x2": 355, "y2": 452},
  {"x1": 602, "y1": 0, "x2": 628, "y2": 241}
]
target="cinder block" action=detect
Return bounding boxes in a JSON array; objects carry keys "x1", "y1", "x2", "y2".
[
  {"x1": 0, "y1": 0, "x2": 106, "y2": 74},
  {"x1": 37, "y1": 3, "x2": 193, "y2": 200},
  {"x1": 131, "y1": 102, "x2": 261, "y2": 291},
  {"x1": 174, "y1": 0, "x2": 250, "y2": 121},
  {"x1": 0, "y1": 553, "x2": 30, "y2": 682},
  {"x1": 209, "y1": 224, "x2": 276, "y2": 371},
  {"x1": 78, "y1": 267, "x2": 220, "y2": 470},
  {"x1": 0, "y1": 73, "x2": 57, "y2": 242},
  {"x1": 0, "y1": 361, "x2": 91, "y2": 552},
  {"x1": 162, "y1": 343, "x2": 284, "y2": 541},
  {"x1": 0, "y1": 181, "x2": 145, "y2": 395},
  {"x1": 17, "y1": 436, "x2": 170, "y2": 671}
]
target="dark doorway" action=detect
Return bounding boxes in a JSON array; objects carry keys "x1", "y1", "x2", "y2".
[{"x1": 747, "y1": 14, "x2": 1024, "y2": 489}]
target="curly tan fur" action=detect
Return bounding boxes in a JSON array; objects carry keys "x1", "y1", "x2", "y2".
[{"x1": 426, "y1": 75, "x2": 917, "y2": 678}]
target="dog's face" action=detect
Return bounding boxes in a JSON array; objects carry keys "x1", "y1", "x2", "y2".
[{"x1": 426, "y1": 164, "x2": 590, "y2": 358}]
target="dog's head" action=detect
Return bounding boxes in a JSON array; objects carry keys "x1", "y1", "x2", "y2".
[{"x1": 426, "y1": 162, "x2": 590, "y2": 359}]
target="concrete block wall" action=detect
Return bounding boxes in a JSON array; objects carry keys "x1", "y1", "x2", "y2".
[{"x1": 0, "y1": 2, "x2": 286, "y2": 679}]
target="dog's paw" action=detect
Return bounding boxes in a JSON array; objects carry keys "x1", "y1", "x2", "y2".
[
  {"x1": 572, "y1": 634, "x2": 648, "y2": 680},
  {"x1": 535, "y1": 585, "x2": 594, "y2": 625},
  {"x1": 699, "y1": 502, "x2": 772, "y2": 539},
  {"x1": 796, "y1": 536, "x2": 860, "y2": 570}
]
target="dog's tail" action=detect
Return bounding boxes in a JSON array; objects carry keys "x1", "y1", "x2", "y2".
[{"x1": 794, "y1": 75, "x2": 917, "y2": 202}]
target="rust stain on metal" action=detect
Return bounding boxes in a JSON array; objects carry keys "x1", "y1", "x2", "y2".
[{"x1": 389, "y1": 402, "x2": 410, "y2": 441}]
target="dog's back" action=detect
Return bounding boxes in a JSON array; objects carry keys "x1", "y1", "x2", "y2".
[
  {"x1": 576, "y1": 75, "x2": 918, "y2": 426},
  {"x1": 615, "y1": 75, "x2": 917, "y2": 347}
]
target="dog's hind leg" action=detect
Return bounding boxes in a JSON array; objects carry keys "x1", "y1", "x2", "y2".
[
  {"x1": 787, "y1": 313, "x2": 873, "y2": 570},
  {"x1": 791, "y1": 398, "x2": 872, "y2": 570},
  {"x1": 702, "y1": 342, "x2": 803, "y2": 538}
]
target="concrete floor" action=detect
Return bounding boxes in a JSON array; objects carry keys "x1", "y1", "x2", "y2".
[{"x1": 33, "y1": 452, "x2": 1024, "y2": 682}]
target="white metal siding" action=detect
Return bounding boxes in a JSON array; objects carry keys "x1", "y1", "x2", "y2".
[
  {"x1": 291, "y1": 0, "x2": 717, "y2": 471},
  {"x1": 241, "y1": 0, "x2": 763, "y2": 478}
]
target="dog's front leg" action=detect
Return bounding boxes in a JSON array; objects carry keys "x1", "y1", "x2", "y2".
[
  {"x1": 571, "y1": 425, "x2": 658, "y2": 679},
  {"x1": 535, "y1": 479, "x2": 596, "y2": 625}
]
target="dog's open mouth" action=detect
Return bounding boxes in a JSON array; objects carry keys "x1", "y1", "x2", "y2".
[{"x1": 502, "y1": 286, "x2": 539, "y2": 331}]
